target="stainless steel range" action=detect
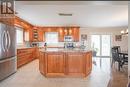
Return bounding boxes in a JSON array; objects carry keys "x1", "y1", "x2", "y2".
[{"x1": 0, "y1": 23, "x2": 16, "y2": 81}]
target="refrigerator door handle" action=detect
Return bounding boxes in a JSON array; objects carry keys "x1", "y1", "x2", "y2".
[
  {"x1": 2, "y1": 31, "x2": 6, "y2": 52},
  {"x1": 4, "y1": 30, "x2": 8, "y2": 52},
  {"x1": 6, "y1": 31, "x2": 11, "y2": 52}
]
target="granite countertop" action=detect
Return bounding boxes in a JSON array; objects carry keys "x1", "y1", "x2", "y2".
[
  {"x1": 39, "y1": 48, "x2": 91, "y2": 53},
  {"x1": 17, "y1": 47, "x2": 35, "y2": 50}
]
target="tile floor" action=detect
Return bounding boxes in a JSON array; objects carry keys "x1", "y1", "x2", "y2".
[{"x1": 0, "y1": 58, "x2": 127, "y2": 87}]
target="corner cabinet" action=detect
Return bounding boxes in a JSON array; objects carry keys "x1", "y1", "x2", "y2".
[{"x1": 31, "y1": 27, "x2": 45, "y2": 42}]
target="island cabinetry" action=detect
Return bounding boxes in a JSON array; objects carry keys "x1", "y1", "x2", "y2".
[
  {"x1": 45, "y1": 52, "x2": 65, "y2": 77},
  {"x1": 39, "y1": 50, "x2": 92, "y2": 78},
  {"x1": 85, "y1": 52, "x2": 92, "y2": 76},
  {"x1": 66, "y1": 52, "x2": 86, "y2": 77},
  {"x1": 39, "y1": 52, "x2": 45, "y2": 75}
]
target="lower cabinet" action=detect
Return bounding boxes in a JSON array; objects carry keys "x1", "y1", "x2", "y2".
[
  {"x1": 39, "y1": 51, "x2": 92, "y2": 77},
  {"x1": 17, "y1": 48, "x2": 36, "y2": 68},
  {"x1": 45, "y1": 52, "x2": 65, "y2": 77},
  {"x1": 39, "y1": 52, "x2": 45, "y2": 74},
  {"x1": 86, "y1": 52, "x2": 92, "y2": 75},
  {"x1": 66, "y1": 53, "x2": 86, "y2": 77}
]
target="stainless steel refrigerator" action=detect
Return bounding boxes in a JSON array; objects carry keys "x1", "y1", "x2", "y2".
[{"x1": 0, "y1": 22, "x2": 16, "y2": 81}]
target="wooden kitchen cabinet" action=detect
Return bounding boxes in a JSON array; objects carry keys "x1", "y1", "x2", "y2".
[
  {"x1": 72, "y1": 27, "x2": 79, "y2": 42},
  {"x1": 85, "y1": 52, "x2": 92, "y2": 75},
  {"x1": 15, "y1": 16, "x2": 33, "y2": 30},
  {"x1": 33, "y1": 26, "x2": 80, "y2": 42},
  {"x1": 31, "y1": 27, "x2": 45, "y2": 42},
  {"x1": 38, "y1": 28, "x2": 45, "y2": 42},
  {"x1": 14, "y1": 16, "x2": 80, "y2": 42},
  {"x1": 58, "y1": 27, "x2": 65, "y2": 42},
  {"x1": 17, "y1": 48, "x2": 36, "y2": 68},
  {"x1": 14, "y1": 16, "x2": 34, "y2": 42},
  {"x1": 39, "y1": 52, "x2": 45, "y2": 75},
  {"x1": 66, "y1": 52, "x2": 85, "y2": 76},
  {"x1": 45, "y1": 52, "x2": 65, "y2": 77},
  {"x1": 35, "y1": 47, "x2": 40, "y2": 59},
  {"x1": 39, "y1": 50, "x2": 92, "y2": 78},
  {"x1": 59, "y1": 27, "x2": 80, "y2": 42}
]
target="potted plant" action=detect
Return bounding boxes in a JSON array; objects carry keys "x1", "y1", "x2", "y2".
[
  {"x1": 92, "y1": 43, "x2": 98, "y2": 57},
  {"x1": 92, "y1": 48, "x2": 98, "y2": 56}
]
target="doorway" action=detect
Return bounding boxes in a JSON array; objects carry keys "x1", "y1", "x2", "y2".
[{"x1": 91, "y1": 34, "x2": 111, "y2": 57}]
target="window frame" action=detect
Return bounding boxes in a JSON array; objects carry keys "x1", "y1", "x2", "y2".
[
  {"x1": 45, "y1": 32, "x2": 59, "y2": 44},
  {"x1": 16, "y1": 26, "x2": 24, "y2": 45}
]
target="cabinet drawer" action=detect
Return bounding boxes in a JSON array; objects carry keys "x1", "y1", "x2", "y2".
[{"x1": 17, "y1": 48, "x2": 36, "y2": 68}]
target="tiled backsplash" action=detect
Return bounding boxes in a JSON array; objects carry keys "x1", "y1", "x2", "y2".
[{"x1": 24, "y1": 41, "x2": 81, "y2": 48}]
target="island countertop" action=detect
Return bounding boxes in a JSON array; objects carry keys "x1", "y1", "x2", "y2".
[
  {"x1": 39, "y1": 48, "x2": 91, "y2": 53},
  {"x1": 39, "y1": 48, "x2": 92, "y2": 78}
]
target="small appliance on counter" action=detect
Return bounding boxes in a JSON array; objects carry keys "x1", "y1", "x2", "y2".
[
  {"x1": 80, "y1": 39, "x2": 86, "y2": 50},
  {"x1": 64, "y1": 35, "x2": 73, "y2": 42},
  {"x1": 64, "y1": 35, "x2": 75, "y2": 49},
  {"x1": 44, "y1": 43, "x2": 47, "y2": 49},
  {"x1": 64, "y1": 42, "x2": 75, "y2": 49},
  {"x1": 31, "y1": 42, "x2": 39, "y2": 47}
]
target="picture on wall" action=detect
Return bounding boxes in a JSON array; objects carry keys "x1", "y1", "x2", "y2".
[
  {"x1": 81, "y1": 34, "x2": 87, "y2": 41},
  {"x1": 115, "y1": 35, "x2": 122, "y2": 41}
]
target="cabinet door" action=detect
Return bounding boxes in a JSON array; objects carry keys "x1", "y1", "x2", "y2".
[
  {"x1": 46, "y1": 52, "x2": 65, "y2": 76},
  {"x1": 39, "y1": 52, "x2": 45, "y2": 74},
  {"x1": 72, "y1": 28, "x2": 79, "y2": 42},
  {"x1": 87, "y1": 52, "x2": 92, "y2": 71},
  {"x1": 38, "y1": 29, "x2": 44, "y2": 42},
  {"x1": 66, "y1": 53, "x2": 85, "y2": 76},
  {"x1": 17, "y1": 48, "x2": 36, "y2": 68},
  {"x1": 29, "y1": 28, "x2": 33, "y2": 42},
  {"x1": 58, "y1": 27, "x2": 65, "y2": 42}
]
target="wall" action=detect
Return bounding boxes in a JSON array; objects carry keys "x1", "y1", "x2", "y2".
[
  {"x1": 128, "y1": 3, "x2": 130, "y2": 82},
  {"x1": 80, "y1": 27, "x2": 128, "y2": 51}
]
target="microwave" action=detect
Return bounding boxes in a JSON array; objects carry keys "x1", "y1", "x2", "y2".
[{"x1": 64, "y1": 35, "x2": 73, "y2": 42}]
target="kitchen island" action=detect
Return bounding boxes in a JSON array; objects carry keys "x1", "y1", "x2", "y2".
[{"x1": 39, "y1": 48, "x2": 92, "y2": 78}]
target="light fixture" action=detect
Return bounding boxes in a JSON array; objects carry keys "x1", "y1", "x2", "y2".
[
  {"x1": 64, "y1": 29, "x2": 67, "y2": 33},
  {"x1": 120, "y1": 29, "x2": 128, "y2": 35},
  {"x1": 59, "y1": 29, "x2": 62, "y2": 33},
  {"x1": 121, "y1": 30, "x2": 125, "y2": 34},
  {"x1": 126, "y1": 29, "x2": 128, "y2": 33},
  {"x1": 69, "y1": 29, "x2": 72, "y2": 34}
]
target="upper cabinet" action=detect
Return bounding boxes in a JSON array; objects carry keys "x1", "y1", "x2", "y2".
[
  {"x1": 72, "y1": 27, "x2": 80, "y2": 42},
  {"x1": 58, "y1": 27, "x2": 65, "y2": 42},
  {"x1": 31, "y1": 27, "x2": 45, "y2": 42},
  {"x1": 58, "y1": 27, "x2": 80, "y2": 42},
  {"x1": 14, "y1": 16, "x2": 33, "y2": 29},
  {"x1": 31, "y1": 26, "x2": 80, "y2": 42},
  {"x1": 14, "y1": 16, "x2": 80, "y2": 42},
  {"x1": 14, "y1": 16, "x2": 33, "y2": 42}
]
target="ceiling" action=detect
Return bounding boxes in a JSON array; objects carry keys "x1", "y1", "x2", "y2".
[{"x1": 15, "y1": 1, "x2": 128, "y2": 28}]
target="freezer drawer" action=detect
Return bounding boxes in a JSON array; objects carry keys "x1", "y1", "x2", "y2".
[{"x1": 0, "y1": 57, "x2": 17, "y2": 81}]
